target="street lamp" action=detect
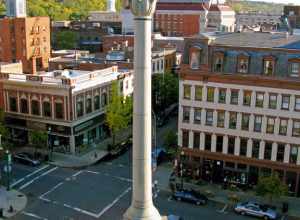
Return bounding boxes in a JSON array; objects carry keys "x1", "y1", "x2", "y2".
[
  {"x1": 180, "y1": 151, "x2": 184, "y2": 190},
  {"x1": 47, "y1": 127, "x2": 52, "y2": 161}
]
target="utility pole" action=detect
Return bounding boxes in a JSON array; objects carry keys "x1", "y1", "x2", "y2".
[{"x1": 123, "y1": 0, "x2": 161, "y2": 219}]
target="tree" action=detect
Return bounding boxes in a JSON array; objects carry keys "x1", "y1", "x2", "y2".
[
  {"x1": 106, "y1": 81, "x2": 132, "y2": 148},
  {"x1": 256, "y1": 173, "x2": 288, "y2": 204},
  {"x1": 163, "y1": 129, "x2": 178, "y2": 157},
  {"x1": 54, "y1": 31, "x2": 78, "y2": 50},
  {"x1": 152, "y1": 73, "x2": 179, "y2": 115},
  {"x1": 29, "y1": 130, "x2": 47, "y2": 156}
]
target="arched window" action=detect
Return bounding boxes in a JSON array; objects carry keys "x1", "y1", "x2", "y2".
[
  {"x1": 86, "y1": 95, "x2": 92, "y2": 114},
  {"x1": 55, "y1": 99, "x2": 64, "y2": 119},
  {"x1": 43, "y1": 100, "x2": 51, "y2": 117},
  {"x1": 20, "y1": 98, "x2": 28, "y2": 114},
  {"x1": 76, "y1": 96, "x2": 84, "y2": 117},
  {"x1": 94, "y1": 92, "x2": 100, "y2": 110},
  {"x1": 9, "y1": 97, "x2": 17, "y2": 112},
  {"x1": 31, "y1": 99, "x2": 40, "y2": 115}
]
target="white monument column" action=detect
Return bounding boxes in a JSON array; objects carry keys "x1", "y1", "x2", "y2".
[{"x1": 123, "y1": 0, "x2": 161, "y2": 219}]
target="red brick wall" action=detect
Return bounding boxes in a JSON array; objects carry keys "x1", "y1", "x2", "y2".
[{"x1": 102, "y1": 35, "x2": 134, "y2": 53}]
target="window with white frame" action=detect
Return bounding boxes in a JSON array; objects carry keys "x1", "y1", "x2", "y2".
[
  {"x1": 194, "y1": 108, "x2": 201, "y2": 124},
  {"x1": 206, "y1": 110, "x2": 214, "y2": 126},
  {"x1": 266, "y1": 117, "x2": 275, "y2": 134},
  {"x1": 292, "y1": 120, "x2": 300, "y2": 137},
  {"x1": 279, "y1": 118, "x2": 288, "y2": 136},
  {"x1": 281, "y1": 95, "x2": 290, "y2": 110},
  {"x1": 254, "y1": 115, "x2": 262, "y2": 132},
  {"x1": 269, "y1": 94, "x2": 277, "y2": 109},
  {"x1": 289, "y1": 62, "x2": 299, "y2": 77},
  {"x1": 182, "y1": 106, "x2": 190, "y2": 123},
  {"x1": 295, "y1": 96, "x2": 300, "y2": 111},
  {"x1": 256, "y1": 92, "x2": 264, "y2": 108}
]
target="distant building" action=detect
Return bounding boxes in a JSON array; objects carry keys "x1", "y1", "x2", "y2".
[
  {"x1": 236, "y1": 12, "x2": 281, "y2": 31},
  {"x1": 154, "y1": 0, "x2": 235, "y2": 37},
  {"x1": 178, "y1": 32, "x2": 300, "y2": 197},
  {"x1": 284, "y1": 5, "x2": 300, "y2": 29},
  {"x1": 1, "y1": 66, "x2": 133, "y2": 154}
]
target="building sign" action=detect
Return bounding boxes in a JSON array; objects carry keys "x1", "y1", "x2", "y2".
[{"x1": 73, "y1": 115, "x2": 105, "y2": 134}]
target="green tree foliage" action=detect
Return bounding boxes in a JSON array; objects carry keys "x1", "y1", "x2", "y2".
[
  {"x1": 0, "y1": 108, "x2": 9, "y2": 150},
  {"x1": 226, "y1": 0, "x2": 283, "y2": 14},
  {"x1": 29, "y1": 130, "x2": 47, "y2": 155},
  {"x1": 163, "y1": 129, "x2": 178, "y2": 157},
  {"x1": 256, "y1": 173, "x2": 288, "y2": 204},
  {"x1": 0, "y1": 0, "x2": 5, "y2": 16},
  {"x1": 152, "y1": 73, "x2": 179, "y2": 115},
  {"x1": 106, "y1": 81, "x2": 133, "y2": 147},
  {"x1": 54, "y1": 30, "x2": 78, "y2": 50}
]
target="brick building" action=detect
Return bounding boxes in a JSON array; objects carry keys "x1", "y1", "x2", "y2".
[
  {"x1": 1, "y1": 66, "x2": 133, "y2": 154},
  {"x1": 0, "y1": 0, "x2": 50, "y2": 74},
  {"x1": 154, "y1": 0, "x2": 235, "y2": 37},
  {"x1": 178, "y1": 32, "x2": 300, "y2": 196}
]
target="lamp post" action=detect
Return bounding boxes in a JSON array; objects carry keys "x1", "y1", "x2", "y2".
[
  {"x1": 5, "y1": 150, "x2": 12, "y2": 191},
  {"x1": 123, "y1": 0, "x2": 161, "y2": 219},
  {"x1": 47, "y1": 127, "x2": 52, "y2": 161},
  {"x1": 180, "y1": 151, "x2": 184, "y2": 190}
]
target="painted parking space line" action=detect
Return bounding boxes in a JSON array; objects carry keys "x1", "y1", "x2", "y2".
[
  {"x1": 22, "y1": 211, "x2": 48, "y2": 220},
  {"x1": 11, "y1": 165, "x2": 50, "y2": 188},
  {"x1": 18, "y1": 167, "x2": 58, "y2": 190},
  {"x1": 40, "y1": 182, "x2": 64, "y2": 200}
]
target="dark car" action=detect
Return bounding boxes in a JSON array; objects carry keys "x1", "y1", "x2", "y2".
[
  {"x1": 168, "y1": 215, "x2": 184, "y2": 220},
  {"x1": 172, "y1": 189, "x2": 208, "y2": 205},
  {"x1": 13, "y1": 152, "x2": 41, "y2": 166}
]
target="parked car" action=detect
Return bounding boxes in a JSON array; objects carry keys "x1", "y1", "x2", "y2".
[
  {"x1": 172, "y1": 189, "x2": 208, "y2": 206},
  {"x1": 168, "y1": 214, "x2": 184, "y2": 220},
  {"x1": 234, "y1": 201, "x2": 278, "y2": 220},
  {"x1": 13, "y1": 152, "x2": 41, "y2": 166}
]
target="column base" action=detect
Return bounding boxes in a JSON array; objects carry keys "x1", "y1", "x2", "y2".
[{"x1": 123, "y1": 204, "x2": 161, "y2": 220}]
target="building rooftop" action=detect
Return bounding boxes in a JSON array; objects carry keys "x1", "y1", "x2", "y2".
[{"x1": 200, "y1": 32, "x2": 300, "y2": 49}]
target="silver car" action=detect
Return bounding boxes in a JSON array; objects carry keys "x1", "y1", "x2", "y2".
[{"x1": 234, "y1": 201, "x2": 277, "y2": 220}]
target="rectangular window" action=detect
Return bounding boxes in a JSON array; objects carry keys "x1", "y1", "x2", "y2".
[
  {"x1": 264, "y1": 142, "x2": 272, "y2": 160},
  {"x1": 214, "y1": 57, "x2": 223, "y2": 72},
  {"x1": 207, "y1": 87, "x2": 215, "y2": 102},
  {"x1": 182, "y1": 130, "x2": 189, "y2": 147},
  {"x1": 277, "y1": 143, "x2": 285, "y2": 162},
  {"x1": 194, "y1": 108, "x2": 201, "y2": 124},
  {"x1": 228, "y1": 137, "x2": 235, "y2": 154},
  {"x1": 204, "y1": 134, "x2": 211, "y2": 151},
  {"x1": 266, "y1": 117, "x2": 275, "y2": 134},
  {"x1": 295, "y1": 96, "x2": 300, "y2": 111},
  {"x1": 241, "y1": 114, "x2": 250, "y2": 131},
  {"x1": 269, "y1": 94, "x2": 277, "y2": 109},
  {"x1": 290, "y1": 145, "x2": 298, "y2": 164},
  {"x1": 256, "y1": 92, "x2": 264, "y2": 108},
  {"x1": 289, "y1": 62, "x2": 299, "y2": 77},
  {"x1": 182, "y1": 106, "x2": 190, "y2": 123},
  {"x1": 183, "y1": 85, "x2": 191, "y2": 99},
  {"x1": 217, "y1": 111, "x2": 225, "y2": 128},
  {"x1": 281, "y1": 95, "x2": 290, "y2": 110},
  {"x1": 193, "y1": 132, "x2": 200, "y2": 149},
  {"x1": 254, "y1": 115, "x2": 262, "y2": 132},
  {"x1": 195, "y1": 86, "x2": 202, "y2": 101},
  {"x1": 240, "y1": 138, "x2": 247, "y2": 156},
  {"x1": 252, "y1": 140, "x2": 260, "y2": 159},
  {"x1": 218, "y1": 89, "x2": 226, "y2": 104},
  {"x1": 243, "y1": 91, "x2": 252, "y2": 106},
  {"x1": 292, "y1": 120, "x2": 300, "y2": 137},
  {"x1": 43, "y1": 101, "x2": 51, "y2": 117},
  {"x1": 55, "y1": 102, "x2": 64, "y2": 119},
  {"x1": 279, "y1": 119, "x2": 288, "y2": 135},
  {"x1": 263, "y1": 60, "x2": 274, "y2": 76},
  {"x1": 238, "y1": 58, "x2": 249, "y2": 73},
  {"x1": 229, "y1": 112, "x2": 237, "y2": 129},
  {"x1": 230, "y1": 90, "x2": 239, "y2": 105},
  {"x1": 216, "y1": 136, "x2": 223, "y2": 152},
  {"x1": 31, "y1": 100, "x2": 40, "y2": 115},
  {"x1": 206, "y1": 110, "x2": 214, "y2": 126}
]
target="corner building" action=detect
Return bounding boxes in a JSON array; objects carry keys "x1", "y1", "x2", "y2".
[{"x1": 178, "y1": 32, "x2": 300, "y2": 196}]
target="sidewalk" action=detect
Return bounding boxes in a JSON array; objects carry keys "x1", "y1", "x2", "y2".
[
  {"x1": 0, "y1": 187, "x2": 27, "y2": 219},
  {"x1": 49, "y1": 148, "x2": 108, "y2": 168},
  {"x1": 154, "y1": 164, "x2": 300, "y2": 220}
]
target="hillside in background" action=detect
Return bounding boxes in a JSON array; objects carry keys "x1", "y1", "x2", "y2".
[
  {"x1": 226, "y1": 0, "x2": 284, "y2": 14},
  {"x1": 0, "y1": 0, "x2": 121, "y2": 20}
]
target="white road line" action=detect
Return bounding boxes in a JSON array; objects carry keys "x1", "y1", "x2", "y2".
[
  {"x1": 72, "y1": 170, "x2": 83, "y2": 177},
  {"x1": 22, "y1": 211, "x2": 48, "y2": 220},
  {"x1": 39, "y1": 182, "x2": 64, "y2": 199},
  {"x1": 11, "y1": 165, "x2": 50, "y2": 187},
  {"x1": 85, "y1": 170, "x2": 99, "y2": 174},
  {"x1": 18, "y1": 167, "x2": 58, "y2": 190},
  {"x1": 96, "y1": 187, "x2": 131, "y2": 218}
]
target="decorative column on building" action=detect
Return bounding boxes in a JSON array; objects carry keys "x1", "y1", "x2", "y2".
[{"x1": 123, "y1": 0, "x2": 161, "y2": 219}]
